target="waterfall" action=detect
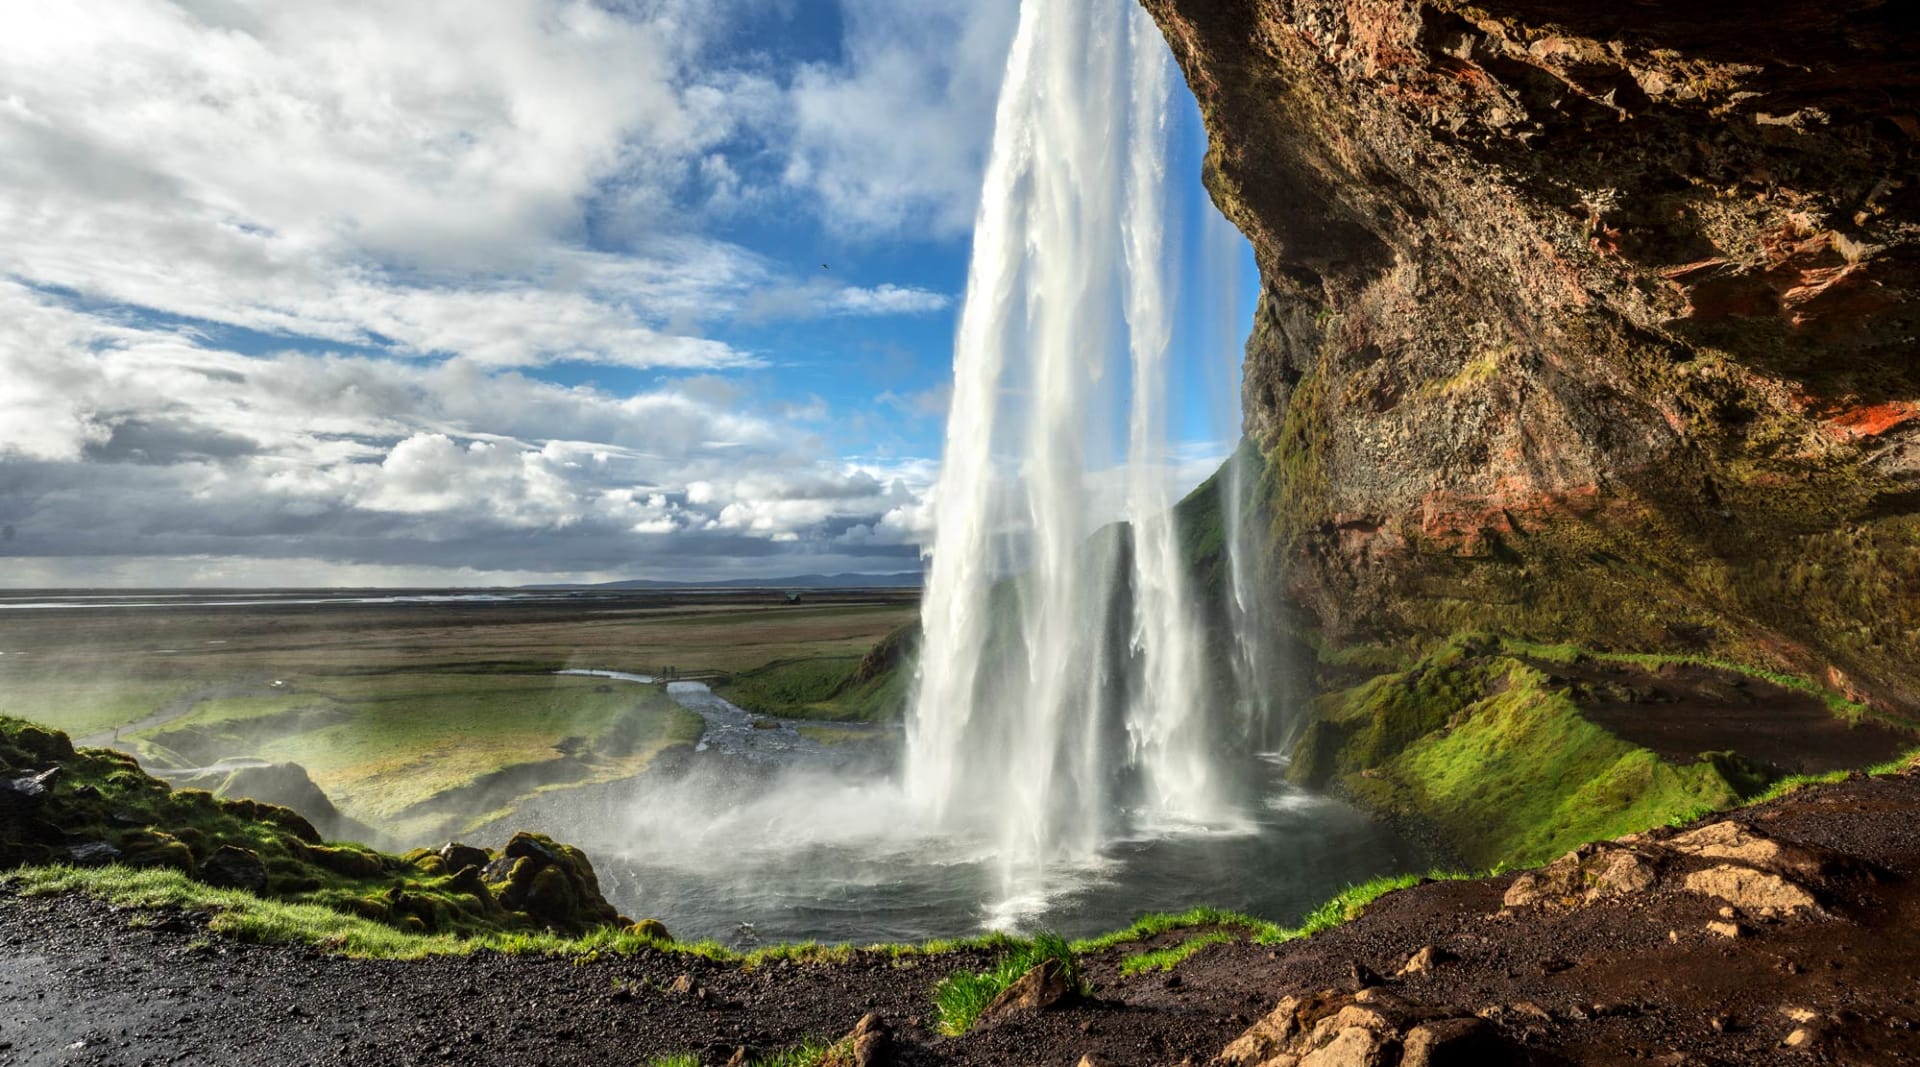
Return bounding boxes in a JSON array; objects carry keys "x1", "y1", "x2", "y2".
[{"x1": 904, "y1": 0, "x2": 1251, "y2": 895}]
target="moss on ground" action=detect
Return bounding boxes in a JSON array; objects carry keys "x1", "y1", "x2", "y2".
[{"x1": 1285, "y1": 636, "x2": 1886, "y2": 868}]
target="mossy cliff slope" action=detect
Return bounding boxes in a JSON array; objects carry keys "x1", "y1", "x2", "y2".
[
  {"x1": 1142, "y1": 0, "x2": 1920, "y2": 709},
  {"x1": 0, "y1": 716, "x2": 628, "y2": 938}
]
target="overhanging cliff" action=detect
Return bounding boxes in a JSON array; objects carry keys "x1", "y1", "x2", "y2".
[{"x1": 1144, "y1": 0, "x2": 1920, "y2": 708}]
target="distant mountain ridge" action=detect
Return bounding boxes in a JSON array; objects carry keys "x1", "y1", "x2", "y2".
[{"x1": 535, "y1": 571, "x2": 924, "y2": 590}]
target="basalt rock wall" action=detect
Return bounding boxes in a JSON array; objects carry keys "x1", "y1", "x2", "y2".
[{"x1": 1143, "y1": 0, "x2": 1920, "y2": 707}]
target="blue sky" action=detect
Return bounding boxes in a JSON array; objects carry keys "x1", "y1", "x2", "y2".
[{"x1": 0, "y1": 0, "x2": 1252, "y2": 586}]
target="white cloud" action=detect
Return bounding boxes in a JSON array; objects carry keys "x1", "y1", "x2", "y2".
[
  {"x1": 832, "y1": 285, "x2": 953, "y2": 316},
  {"x1": 0, "y1": 2, "x2": 1034, "y2": 585},
  {"x1": 0, "y1": 0, "x2": 956, "y2": 379},
  {"x1": 784, "y1": 0, "x2": 1019, "y2": 238},
  {"x1": 0, "y1": 283, "x2": 936, "y2": 583}
]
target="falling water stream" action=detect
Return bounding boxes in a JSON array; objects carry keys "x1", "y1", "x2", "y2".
[
  {"x1": 906, "y1": 0, "x2": 1235, "y2": 894},
  {"x1": 563, "y1": 0, "x2": 1419, "y2": 943}
]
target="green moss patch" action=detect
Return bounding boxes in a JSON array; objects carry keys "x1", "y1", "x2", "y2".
[
  {"x1": 1289, "y1": 638, "x2": 1838, "y2": 867},
  {"x1": 0, "y1": 717, "x2": 631, "y2": 940}
]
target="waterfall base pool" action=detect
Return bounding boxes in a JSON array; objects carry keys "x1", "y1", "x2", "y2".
[{"x1": 513, "y1": 678, "x2": 1421, "y2": 947}]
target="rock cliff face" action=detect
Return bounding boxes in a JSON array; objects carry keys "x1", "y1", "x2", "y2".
[{"x1": 1142, "y1": 0, "x2": 1920, "y2": 708}]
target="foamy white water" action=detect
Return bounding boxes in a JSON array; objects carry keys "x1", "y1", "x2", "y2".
[{"x1": 906, "y1": 0, "x2": 1257, "y2": 903}]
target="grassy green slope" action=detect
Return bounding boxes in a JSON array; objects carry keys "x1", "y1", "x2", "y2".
[
  {"x1": 1288, "y1": 635, "x2": 1887, "y2": 868},
  {"x1": 717, "y1": 623, "x2": 918, "y2": 723}
]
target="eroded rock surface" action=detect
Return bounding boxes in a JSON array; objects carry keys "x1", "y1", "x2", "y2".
[
  {"x1": 1500, "y1": 819, "x2": 1840, "y2": 919},
  {"x1": 1143, "y1": 0, "x2": 1920, "y2": 706},
  {"x1": 1218, "y1": 988, "x2": 1517, "y2": 1067}
]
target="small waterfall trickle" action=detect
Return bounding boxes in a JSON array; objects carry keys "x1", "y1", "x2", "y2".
[{"x1": 904, "y1": 0, "x2": 1266, "y2": 903}]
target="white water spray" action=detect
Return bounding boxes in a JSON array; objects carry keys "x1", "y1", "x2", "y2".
[{"x1": 906, "y1": 0, "x2": 1252, "y2": 894}]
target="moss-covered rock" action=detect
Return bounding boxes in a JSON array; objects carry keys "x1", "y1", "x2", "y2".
[
  {"x1": 0, "y1": 717, "x2": 636, "y2": 941},
  {"x1": 199, "y1": 845, "x2": 267, "y2": 892},
  {"x1": 437, "y1": 842, "x2": 489, "y2": 875},
  {"x1": 189, "y1": 761, "x2": 377, "y2": 846},
  {"x1": 119, "y1": 829, "x2": 196, "y2": 875},
  {"x1": 626, "y1": 918, "x2": 671, "y2": 942},
  {"x1": 480, "y1": 831, "x2": 622, "y2": 935}
]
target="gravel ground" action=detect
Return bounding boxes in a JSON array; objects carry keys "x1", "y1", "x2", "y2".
[{"x1": 6, "y1": 770, "x2": 1920, "y2": 1066}]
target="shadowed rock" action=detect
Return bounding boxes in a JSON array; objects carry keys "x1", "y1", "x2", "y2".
[
  {"x1": 981, "y1": 958, "x2": 1077, "y2": 1023},
  {"x1": 199, "y1": 846, "x2": 267, "y2": 893}
]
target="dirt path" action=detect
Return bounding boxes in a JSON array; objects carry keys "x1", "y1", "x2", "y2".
[{"x1": 7, "y1": 771, "x2": 1920, "y2": 1065}]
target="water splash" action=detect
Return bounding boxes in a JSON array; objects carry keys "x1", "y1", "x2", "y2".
[{"x1": 905, "y1": 0, "x2": 1254, "y2": 899}]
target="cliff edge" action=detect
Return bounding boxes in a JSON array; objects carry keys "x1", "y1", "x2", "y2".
[{"x1": 1143, "y1": 0, "x2": 1920, "y2": 709}]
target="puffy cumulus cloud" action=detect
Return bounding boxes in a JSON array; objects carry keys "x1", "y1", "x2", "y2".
[
  {"x1": 0, "y1": 285, "x2": 934, "y2": 584},
  {"x1": 784, "y1": 0, "x2": 1019, "y2": 238},
  {"x1": 0, "y1": 2, "x2": 1020, "y2": 585},
  {"x1": 0, "y1": 0, "x2": 955, "y2": 377},
  {"x1": 3, "y1": 0, "x2": 709, "y2": 267}
]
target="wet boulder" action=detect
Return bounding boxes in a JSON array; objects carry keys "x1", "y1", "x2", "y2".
[{"x1": 10, "y1": 767, "x2": 61, "y2": 799}]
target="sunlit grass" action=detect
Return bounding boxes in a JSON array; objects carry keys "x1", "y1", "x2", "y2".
[
  {"x1": 1070, "y1": 906, "x2": 1280, "y2": 952},
  {"x1": 1118, "y1": 929, "x2": 1236, "y2": 975},
  {"x1": 931, "y1": 931, "x2": 1080, "y2": 1037}
]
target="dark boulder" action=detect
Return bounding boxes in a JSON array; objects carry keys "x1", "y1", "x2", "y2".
[
  {"x1": 199, "y1": 845, "x2": 268, "y2": 893},
  {"x1": 438, "y1": 842, "x2": 490, "y2": 875},
  {"x1": 68, "y1": 841, "x2": 122, "y2": 865}
]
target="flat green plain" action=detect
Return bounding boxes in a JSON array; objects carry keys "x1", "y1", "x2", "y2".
[{"x1": 0, "y1": 590, "x2": 918, "y2": 842}]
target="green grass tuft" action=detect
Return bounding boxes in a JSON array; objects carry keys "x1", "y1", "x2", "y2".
[
  {"x1": 1118, "y1": 929, "x2": 1236, "y2": 976},
  {"x1": 1267, "y1": 873, "x2": 1435, "y2": 942},
  {"x1": 931, "y1": 931, "x2": 1080, "y2": 1037},
  {"x1": 1069, "y1": 906, "x2": 1279, "y2": 952},
  {"x1": 750, "y1": 1041, "x2": 833, "y2": 1067}
]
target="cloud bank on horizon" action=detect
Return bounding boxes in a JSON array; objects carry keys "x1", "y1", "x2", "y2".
[{"x1": 0, "y1": 0, "x2": 1243, "y2": 587}]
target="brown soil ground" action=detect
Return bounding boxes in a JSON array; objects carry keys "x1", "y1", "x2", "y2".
[
  {"x1": 7, "y1": 769, "x2": 1920, "y2": 1066},
  {"x1": 1529, "y1": 657, "x2": 1916, "y2": 774}
]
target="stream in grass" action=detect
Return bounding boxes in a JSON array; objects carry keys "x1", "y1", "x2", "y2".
[{"x1": 541, "y1": 673, "x2": 1419, "y2": 947}]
